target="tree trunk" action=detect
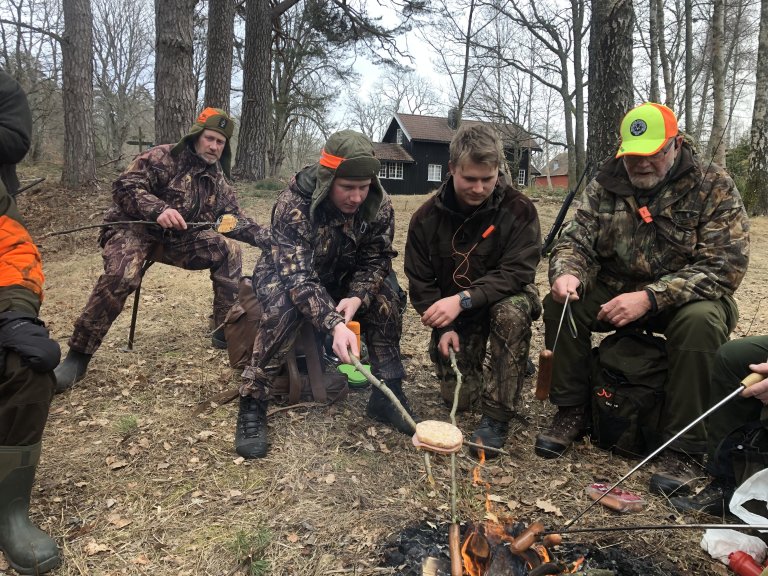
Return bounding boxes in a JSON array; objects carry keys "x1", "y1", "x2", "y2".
[
  {"x1": 572, "y1": 0, "x2": 587, "y2": 186},
  {"x1": 204, "y1": 0, "x2": 235, "y2": 111},
  {"x1": 747, "y1": 0, "x2": 768, "y2": 215},
  {"x1": 235, "y1": 0, "x2": 271, "y2": 180},
  {"x1": 61, "y1": 0, "x2": 96, "y2": 188},
  {"x1": 155, "y1": 0, "x2": 196, "y2": 145},
  {"x1": 656, "y1": 0, "x2": 674, "y2": 108},
  {"x1": 587, "y1": 0, "x2": 635, "y2": 166},
  {"x1": 649, "y1": 0, "x2": 660, "y2": 102},
  {"x1": 684, "y1": 0, "x2": 693, "y2": 131},
  {"x1": 708, "y1": 0, "x2": 726, "y2": 166}
]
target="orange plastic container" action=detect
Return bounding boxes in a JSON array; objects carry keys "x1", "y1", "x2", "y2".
[{"x1": 347, "y1": 321, "x2": 361, "y2": 355}]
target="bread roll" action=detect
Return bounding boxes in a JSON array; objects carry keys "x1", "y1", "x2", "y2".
[{"x1": 414, "y1": 420, "x2": 463, "y2": 450}]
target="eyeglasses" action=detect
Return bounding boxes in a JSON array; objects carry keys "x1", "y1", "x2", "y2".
[{"x1": 625, "y1": 137, "x2": 676, "y2": 163}]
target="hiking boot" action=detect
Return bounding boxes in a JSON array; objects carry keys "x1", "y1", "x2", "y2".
[
  {"x1": 235, "y1": 396, "x2": 269, "y2": 459},
  {"x1": 53, "y1": 349, "x2": 92, "y2": 394},
  {"x1": 649, "y1": 450, "x2": 705, "y2": 496},
  {"x1": 211, "y1": 327, "x2": 227, "y2": 350},
  {"x1": 366, "y1": 378, "x2": 418, "y2": 435},
  {"x1": 470, "y1": 415, "x2": 509, "y2": 459},
  {"x1": 534, "y1": 405, "x2": 586, "y2": 459},
  {"x1": 525, "y1": 356, "x2": 536, "y2": 377},
  {"x1": 670, "y1": 480, "x2": 734, "y2": 516}
]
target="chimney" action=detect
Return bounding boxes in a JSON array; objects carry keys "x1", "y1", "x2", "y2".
[{"x1": 447, "y1": 106, "x2": 460, "y2": 130}]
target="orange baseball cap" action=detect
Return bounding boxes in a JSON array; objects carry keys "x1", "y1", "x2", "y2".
[{"x1": 616, "y1": 103, "x2": 679, "y2": 158}]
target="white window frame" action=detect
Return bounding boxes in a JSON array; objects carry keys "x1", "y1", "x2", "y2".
[
  {"x1": 396, "y1": 128, "x2": 403, "y2": 145},
  {"x1": 518, "y1": 169, "x2": 526, "y2": 186},
  {"x1": 388, "y1": 162, "x2": 403, "y2": 180},
  {"x1": 427, "y1": 164, "x2": 442, "y2": 182},
  {"x1": 378, "y1": 164, "x2": 388, "y2": 179}
]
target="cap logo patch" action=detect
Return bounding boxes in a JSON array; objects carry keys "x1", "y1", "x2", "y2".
[
  {"x1": 629, "y1": 119, "x2": 647, "y2": 137},
  {"x1": 218, "y1": 118, "x2": 228, "y2": 129}
]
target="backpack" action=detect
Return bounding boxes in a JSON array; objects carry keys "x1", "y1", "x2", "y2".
[
  {"x1": 223, "y1": 277, "x2": 348, "y2": 405},
  {"x1": 713, "y1": 408, "x2": 768, "y2": 486},
  {"x1": 590, "y1": 329, "x2": 668, "y2": 457}
]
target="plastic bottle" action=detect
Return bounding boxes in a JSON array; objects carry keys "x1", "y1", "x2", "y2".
[{"x1": 728, "y1": 551, "x2": 763, "y2": 576}]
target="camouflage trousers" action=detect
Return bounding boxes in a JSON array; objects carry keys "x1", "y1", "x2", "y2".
[
  {"x1": 0, "y1": 351, "x2": 55, "y2": 446},
  {"x1": 430, "y1": 284, "x2": 541, "y2": 422},
  {"x1": 69, "y1": 227, "x2": 242, "y2": 354},
  {"x1": 240, "y1": 274, "x2": 406, "y2": 399}
]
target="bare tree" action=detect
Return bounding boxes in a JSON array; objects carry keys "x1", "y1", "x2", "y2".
[
  {"x1": 204, "y1": 0, "x2": 236, "y2": 110},
  {"x1": 346, "y1": 92, "x2": 391, "y2": 141},
  {"x1": 154, "y1": 0, "x2": 196, "y2": 145},
  {"x1": 379, "y1": 68, "x2": 442, "y2": 115},
  {"x1": 708, "y1": 0, "x2": 726, "y2": 165},
  {"x1": 92, "y1": 0, "x2": 154, "y2": 160},
  {"x1": 588, "y1": 0, "x2": 634, "y2": 165},
  {"x1": 61, "y1": 0, "x2": 96, "y2": 187},
  {"x1": 235, "y1": 0, "x2": 270, "y2": 180},
  {"x1": 747, "y1": 0, "x2": 768, "y2": 214}
]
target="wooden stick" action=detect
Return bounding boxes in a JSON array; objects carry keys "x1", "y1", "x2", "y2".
[
  {"x1": 448, "y1": 349, "x2": 463, "y2": 576},
  {"x1": 349, "y1": 354, "x2": 417, "y2": 432}
]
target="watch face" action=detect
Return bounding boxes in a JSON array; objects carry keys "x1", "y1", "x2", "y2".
[{"x1": 460, "y1": 293, "x2": 471, "y2": 309}]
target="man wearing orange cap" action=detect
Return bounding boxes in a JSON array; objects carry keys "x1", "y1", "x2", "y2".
[
  {"x1": 235, "y1": 130, "x2": 412, "y2": 459},
  {"x1": 54, "y1": 108, "x2": 268, "y2": 392},
  {"x1": 534, "y1": 103, "x2": 750, "y2": 496}
]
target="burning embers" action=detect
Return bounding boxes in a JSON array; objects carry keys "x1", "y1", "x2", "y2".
[{"x1": 460, "y1": 519, "x2": 583, "y2": 576}]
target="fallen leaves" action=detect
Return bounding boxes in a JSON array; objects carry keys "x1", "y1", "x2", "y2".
[{"x1": 536, "y1": 498, "x2": 563, "y2": 517}]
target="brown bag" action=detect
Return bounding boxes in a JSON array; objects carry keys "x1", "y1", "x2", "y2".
[{"x1": 223, "y1": 277, "x2": 348, "y2": 405}]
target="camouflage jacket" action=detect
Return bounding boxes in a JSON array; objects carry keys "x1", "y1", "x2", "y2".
[
  {"x1": 549, "y1": 142, "x2": 750, "y2": 312},
  {"x1": 405, "y1": 174, "x2": 541, "y2": 317},
  {"x1": 104, "y1": 143, "x2": 268, "y2": 248},
  {"x1": 252, "y1": 164, "x2": 396, "y2": 333}
]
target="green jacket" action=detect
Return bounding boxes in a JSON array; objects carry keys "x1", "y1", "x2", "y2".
[{"x1": 549, "y1": 142, "x2": 750, "y2": 312}]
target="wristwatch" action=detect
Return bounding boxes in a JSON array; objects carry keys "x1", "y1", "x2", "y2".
[{"x1": 458, "y1": 291, "x2": 472, "y2": 310}]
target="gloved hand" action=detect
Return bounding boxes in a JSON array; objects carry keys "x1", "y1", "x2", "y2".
[{"x1": 0, "y1": 311, "x2": 61, "y2": 372}]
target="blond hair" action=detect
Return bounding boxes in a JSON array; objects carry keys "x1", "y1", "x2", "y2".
[{"x1": 449, "y1": 124, "x2": 504, "y2": 169}]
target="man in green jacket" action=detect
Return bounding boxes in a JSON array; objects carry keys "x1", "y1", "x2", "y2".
[
  {"x1": 534, "y1": 103, "x2": 749, "y2": 496},
  {"x1": 404, "y1": 124, "x2": 541, "y2": 456}
]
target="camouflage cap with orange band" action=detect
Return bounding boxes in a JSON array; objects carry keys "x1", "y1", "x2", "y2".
[{"x1": 318, "y1": 130, "x2": 380, "y2": 179}]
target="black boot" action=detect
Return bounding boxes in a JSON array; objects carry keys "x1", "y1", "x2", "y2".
[
  {"x1": 470, "y1": 415, "x2": 510, "y2": 459},
  {"x1": 670, "y1": 479, "x2": 734, "y2": 516},
  {"x1": 0, "y1": 443, "x2": 60, "y2": 575},
  {"x1": 53, "y1": 349, "x2": 92, "y2": 394},
  {"x1": 366, "y1": 378, "x2": 418, "y2": 435},
  {"x1": 235, "y1": 396, "x2": 269, "y2": 459},
  {"x1": 211, "y1": 327, "x2": 227, "y2": 350}
]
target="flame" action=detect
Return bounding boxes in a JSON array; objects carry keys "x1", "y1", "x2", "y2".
[
  {"x1": 567, "y1": 556, "x2": 585, "y2": 573},
  {"x1": 460, "y1": 526, "x2": 489, "y2": 576}
]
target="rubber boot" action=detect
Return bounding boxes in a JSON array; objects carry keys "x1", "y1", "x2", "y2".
[
  {"x1": 53, "y1": 349, "x2": 91, "y2": 394},
  {"x1": 0, "y1": 443, "x2": 60, "y2": 575},
  {"x1": 470, "y1": 415, "x2": 510, "y2": 459},
  {"x1": 366, "y1": 378, "x2": 418, "y2": 435},
  {"x1": 234, "y1": 396, "x2": 269, "y2": 459},
  {"x1": 211, "y1": 327, "x2": 227, "y2": 350}
]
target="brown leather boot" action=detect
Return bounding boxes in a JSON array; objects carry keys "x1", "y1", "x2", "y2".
[{"x1": 534, "y1": 405, "x2": 586, "y2": 459}]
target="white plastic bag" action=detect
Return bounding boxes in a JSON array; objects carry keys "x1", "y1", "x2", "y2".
[
  {"x1": 701, "y1": 529, "x2": 768, "y2": 564},
  {"x1": 730, "y1": 468, "x2": 768, "y2": 530}
]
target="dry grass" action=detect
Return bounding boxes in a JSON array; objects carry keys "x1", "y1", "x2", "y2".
[{"x1": 5, "y1": 173, "x2": 767, "y2": 575}]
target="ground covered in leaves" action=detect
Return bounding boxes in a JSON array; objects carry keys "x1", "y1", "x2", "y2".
[{"x1": 5, "y1": 168, "x2": 767, "y2": 575}]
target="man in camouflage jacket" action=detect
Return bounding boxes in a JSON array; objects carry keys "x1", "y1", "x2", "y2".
[
  {"x1": 405, "y1": 124, "x2": 541, "y2": 457},
  {"x1": 235, "y1": 130, "x2": 411, "y2": 459},
  {"x1": 534, "y1": 104, "x2": 749, "y2": 496},
  {"x1": 54, "y1": 108, "x2": 268, "y2": 393}
]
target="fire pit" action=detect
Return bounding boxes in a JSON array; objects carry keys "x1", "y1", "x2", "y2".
[{"x1": 379, "y1": 520, "x2": 687, "y2": 575}]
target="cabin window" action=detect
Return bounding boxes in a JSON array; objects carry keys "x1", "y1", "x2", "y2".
[
  {"x1": 396, "y1": 129, "x2": 404, "y2": 144},
  {"x1": 388, "y1": 163, "x2": 403, "y2": 179},
  {"x1": 427, "y1": 164, "x2": 442, "y2": 182},
  {"x1": 518, "y1": 169, "x2": 526, "y2": 186},
  {"x1": 378, "y1": 164, "x2": 388, "y2": 179}
]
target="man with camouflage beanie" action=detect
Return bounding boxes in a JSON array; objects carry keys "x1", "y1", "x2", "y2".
[
  {"x1": 534, "y1": 103, "x2": 750, "y2": 497},
  {"x1": 55, "y1": 108, "x2": 269, "y2": 393},
  {"x1": 235, "y1": 129, "x2": 413, "y2": 459}
]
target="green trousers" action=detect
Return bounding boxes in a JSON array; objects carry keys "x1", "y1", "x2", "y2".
[
  {"x1": 706, "y1": 335, "x2": 768, "y2": 481},
  {"x1": 543, "y1": 282, "x2": 738, "y2": 454}
]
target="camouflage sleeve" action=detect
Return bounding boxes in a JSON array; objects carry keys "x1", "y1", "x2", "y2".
[
  {"x1": 645, "y1": 174, "x2": 749, "y2": 310},
  {"x1": 346, "y1": 195, "x2": 396, "y2": 308},
  {"x1": 548, "y1": 179, "x2": 602, "y2": 288},
  {"x1": 271, "y1": 190, "x2": 344, "y2": 333},
  {"x1": 213, "y1": 177, "x2": 271, "y2": 250},
  {"x1": 112, "y1": 148, "x2": 172, "y2": 221}
]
